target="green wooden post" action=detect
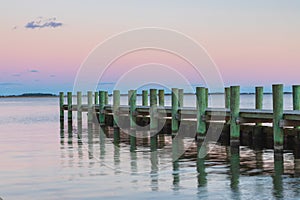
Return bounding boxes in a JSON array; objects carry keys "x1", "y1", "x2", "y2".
[
  {"x1": 67, "y1": 92, "x2": 72, "y2": 130},
  {"x1": 59, "y1": 92, "x2": 64, "y2": 128},
  {"x1": 128, "y1": 90, "x2": 133, "y2": 106},
  {"x1": 293, "y1": 85, "x2": 300, "y2": 131},
  {"x1": 77, "y1": 91, "x2": 82, "y2": 139},
  {"x1": 105, "y1": 91, "x2": 108, "y2": 105},
  {"x1": 129, "y1": 90, "x2": 137, "y2": 151},
  {"x1": 205, "y1": 88, "x2": 209, "y2": 108},
  {"x1": 150, "y1": 89, "x2": 158, "y2": 151},
  {"x1": 99, "y1": 91, "x2": 106, "y2": 126},
  {"x1": 94, "y1": 91, "x2": 99, "y2": 105},
  {"x1": 255, "y1": 86, "x2": 264, "y2": 126},
  {"x1": 230, "y1": 86, "x2": 240, "y2": 147},
  {"x1": 225, "y1": 87, "x2": 230, "y2": 109},
  {"x1": 87, "y1": 91, "x2": 93, "y2": 125},
  {"x1": 158, "y1": 89, "x2": 165, "y2": 107},
  {"x1": 142, "y1": 90, "x2": 148, "y2": 106},
  {"x1": 196, "y1": 87, "x2": 207, "y2": 141},
  {"x1": 113, "y1": 90, "x2": 120, "y2": 144},
  {"x1": 172, "y1": 88, "x2": 179, "y2": 136},
  {"x1": 273, "y1": 84, "x2": 284, "y2": 155},
  {"x1": 179, "y1": 89, "x2": 184, "y2": 107}
]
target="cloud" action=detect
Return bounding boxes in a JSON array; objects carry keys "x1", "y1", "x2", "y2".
[
  {"x1": 29, "y1": 69, "x2": 39, "y2": 73},
  {"x1": 12, "y1": 73, "x2": 21, "y2": 77},
  {"x1": 50, "y1": 75, "x2": 56, "y2": 78},
  {"x1": 25, "y1": 17, "x2": 63, "y2": 29}
]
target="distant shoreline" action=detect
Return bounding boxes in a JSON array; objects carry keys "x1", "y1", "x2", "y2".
[{"x1": 0, "y1": 93, "x2": 57, "y2": 98}]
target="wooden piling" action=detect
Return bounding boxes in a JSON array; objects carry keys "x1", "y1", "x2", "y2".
[
  {"x1": 172, "y1": 88, "x2": 179, "y2": 137},
  {"x1": 87, "y1": 91, "x2": 93, "y2": 125},
  {"x1": 205, "y1": 88, "x2": 208, "y2": 108},
  {"x1": 104, "y1": 91, "x2": 108, "y2": 105},
  {"x1": 225, "y1": 87, "x2": 230, "y2": 109},
  {"x1": 253, "y1": 86, "x2": 264, "y2": 143},
  {"x1": 272, "y1": 84, "x2": 284, "y2": 156},
  {"x1": 77, "y1": 91, "x2": 82, "y2": 139},
  {"x1": 158, "y1": 89, "x2": 165, "y2": 107},
  {"x1": 150, "y1": 89, "x2": 158, "y2": 150},
  {"x1": 59, "y1": 92, "x2": 64, "y2": 128},
  {"x1": 230, "y1": 86, "x2": 240, "y2": 147},
  {"x1": 142, "y1": 90, "x2": 148, "y2": 106},
  {"x1": 293, "y1": 85, "x2": 300, "y2": 110},
  {"x1": 129, "y1": 90, "x2": 137, "y2": 151},
  {"x1": 99, "y1": 91, "x2": 106, "y2": 126},
  {"x1": 255, "y1": 86, "x2": 263, "y2": 126},
  {"x1": 67, "y1": 92, "x2": 72, "y2": 131},
  {"x1": 179, "y1": 89, "x2": 184, "y2": 107},
  {"x1": 113, "y1": 90, "x2": 120, "y2": 144},
  {"x1": 196, "y1": 87, "x2": 207, "y2": 141},
  {"x1": 94, "y1": 91, "x2": 99, "y2": 105}
]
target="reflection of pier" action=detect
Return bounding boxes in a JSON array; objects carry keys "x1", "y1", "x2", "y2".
[{"x1": 59, "y1": 84, "x2": 300, "y2": 198}]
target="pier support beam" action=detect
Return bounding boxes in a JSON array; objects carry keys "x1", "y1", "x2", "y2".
[
  {"x1": 87, "y1": 91, "x2": 93, "y2": 125},
  {"x1": 77, "y1": 91, "x2": 82, "y2": 140},
  {"x1": 105, "y1": 91, "x2": 108, "y2": 105},
  {"x1": 158, "y1": 89, "x2": 165, "y2": 107},
  {"x1": 196, "y1": 87, "x2": 207, "y2": 141},
  {"x1": 230, "y1": 86, "x2": 240, "y2": 147},
  {"x1": 253, "y1": 87, "x2": 264, "y2": 147},
  {"x1": 179, "y1": 89, "x2": 184, "y2": 107},
  {"x1": 172, "y1": 88, "x2": 179, "y2": 137},
  {"x1": 113, "y1": 90, "x2": 120, "y2": 145},
  {"x1": 272, "y1": 84, "x2": 284, "y2": 158},
  {"x1": 67, "y1": 92, "x2": 72, "y2": 134},
  {"x1": 129, "y1": 90, "x2": 137, "y2": 151},
  {"x1": 59, "y1": 92, "x2": 64, "y2": 130},
  {"x1": 150, "y1": 89, "x2": 158, "y2": 151},
  {"x1": 225, "y1": 87, "x2": 230, "y2": 109},
  {"x1": 142, "y1": 90, "x2": 148, "y2": 106}
]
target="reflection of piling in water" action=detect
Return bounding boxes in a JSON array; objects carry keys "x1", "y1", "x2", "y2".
[
  {"x1": 129, "y1": 90, "x2": 137, "y2": 152},
  {"x1": 197, "y1": 142, "x2": 207, "y2": 187},
  {"x1": 273, "y1": 159, "x2": 284, "y2": 199},
  {"x1": 229, "y1": 147, "x2": 240, "y2": 191}
]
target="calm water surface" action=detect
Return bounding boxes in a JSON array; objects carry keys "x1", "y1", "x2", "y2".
[{"x1": 0, "y1": 95, "x2": 300, "y2": 200}]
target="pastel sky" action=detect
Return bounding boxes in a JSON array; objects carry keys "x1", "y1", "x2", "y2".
[{"x1": 1, "y1": 0, "x2": 300, "y2": 95}]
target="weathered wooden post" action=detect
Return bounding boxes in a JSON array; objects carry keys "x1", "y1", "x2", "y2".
[
  {"x1": 230, "y1": 86, "x2": 240, "y2": 147},
  {"x1": 113, "y1": 90, "x2": 120, "y2": 144},
  {"x1": 172, "y1": 88, "x2": 179, "y2": 137},
  {"x1": 87, "y1": 91, "x2": 93, "y2": 125},
  {"x1": 179, "y1": 89, "x2": 184, "y2": 107},
  {"x1": 272, "y1": 84, "x2": 284, "y2": 158},
  {"x1": 205, "y1": 88, "x2": 209, "y2": 108},
  {"x1": 129, "y1": 90, "x2": 137, "y2": 151},
  {"x1": 94, "y1": 91, "x2": 99, "y2": 105},
  {"x1": 59, "y1": 92, "x2": 64, "y2": 128},
  {"x1": 225, "y1": 87, "x2": 230, "y2": 109},
  {"x1": 158, "y1": 89, "x2": 165, "y2": 144},
  {"x1": 77, "y1": 91, "x2": 82, "y2": 139},
  {"x1": 293, "y1": 85, "x2": 300, "y2": 161},
  {"x1": 196, "y1": 87, "x2": 207, "y2": 141},
  {"x1": 158, "y1": 89, "x2": 165, "y2": 107},
  {"x1": 67, "y1": 92, "x2": 72, "y2": 133},
  {"x1": 150, "y1": 89, "x2": 158, "y2": 151},
  {"x1": 253, "y1": 86, "x2": 264, "y2": 147},
  {"x1": 142, "y1": 90, "x2": 149, "y2": 145},
  {"x1": 105, "y1": 91, "x2": 109, "y2": 105},
  {"x1": 142, "y1": 90, "x2": 148, "y2": 106},
  {"x1": 99, "y1": 91, "x2": 106, "y2": 141}
]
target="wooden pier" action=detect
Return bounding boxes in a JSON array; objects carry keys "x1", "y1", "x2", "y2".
[{"x1": 59, "y1": 84, "x2": 300, "y2": 162}]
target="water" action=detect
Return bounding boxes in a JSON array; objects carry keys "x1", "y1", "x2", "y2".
[{"x1": 1, "y1": 95, "x2": 300, "y2": 200}]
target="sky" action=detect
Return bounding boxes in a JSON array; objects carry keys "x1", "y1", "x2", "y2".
[{"x1": 0, "y1": 0, "x2": 300, "y2": 95}]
